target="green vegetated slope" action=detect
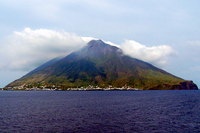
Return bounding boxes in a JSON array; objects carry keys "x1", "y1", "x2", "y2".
[{"x1": 7, "y1": 40, "x2": 191, "y2": 90}]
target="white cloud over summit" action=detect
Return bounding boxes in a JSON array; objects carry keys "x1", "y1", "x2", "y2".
[
  {"x1": 0, "y1": 28, "x2": 176, "y2": 71},
  {"x1": 120, "y1": 40, "x2": 177, "y2": 66}
]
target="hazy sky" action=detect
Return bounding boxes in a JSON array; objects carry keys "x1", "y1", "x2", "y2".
[{"x1": 0, "y1": 0, "x2": 200, "y2": 88}]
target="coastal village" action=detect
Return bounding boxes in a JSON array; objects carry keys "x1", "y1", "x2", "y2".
[{"x1": 3, "y1": 84, "x2": 140, "y2": 91}]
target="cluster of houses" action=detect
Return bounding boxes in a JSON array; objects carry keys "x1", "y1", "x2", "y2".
[
  {"x1": 3, "y1": 84, "x2": 140, "y2": 91},
  {"x1": 4, "y1": 84, "x2": 61, "y2": 91}
]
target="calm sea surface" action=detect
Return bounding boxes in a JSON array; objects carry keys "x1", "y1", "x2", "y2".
[{"x1": 0, "y1": 90, "x2": 200, "y2": 133}]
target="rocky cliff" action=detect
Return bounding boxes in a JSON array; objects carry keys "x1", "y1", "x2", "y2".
[{"x1": 149, "y1": 81, "x2": 198, "y2": 90}]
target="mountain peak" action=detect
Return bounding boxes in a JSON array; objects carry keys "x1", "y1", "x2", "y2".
[
  {"x1": 76, "y1": 39, "x2": 121, "y2": 58},
  {"x1": 88, "y1": 39, "x2": 104, "y2": 45},
  {"x1": 87, "y1": 39, "x2": 108, "y2": 48}
]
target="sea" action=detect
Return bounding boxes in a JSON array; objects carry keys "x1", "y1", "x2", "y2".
[{"x1": 0, "y1": 90, "x2": 200, "y2": 133}]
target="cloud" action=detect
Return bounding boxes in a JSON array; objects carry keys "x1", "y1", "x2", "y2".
[
  {"x1": 0, "y1": 28, "x2": 92, "y2": 70},
  {"x1": 120, "y1": 40, "x2": 177, "y2": 66},
  {"x1": 0, "y1": 28, "x2": 176, "y2": 71}
]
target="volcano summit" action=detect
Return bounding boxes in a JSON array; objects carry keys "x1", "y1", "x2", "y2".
[{"x1": 6, "y1": 40, "x2": 198, "y2": 90}]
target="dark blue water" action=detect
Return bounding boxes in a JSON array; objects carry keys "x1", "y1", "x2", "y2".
[{"x1": 0, "y1": 90, "x2": 200, "y2": 133}]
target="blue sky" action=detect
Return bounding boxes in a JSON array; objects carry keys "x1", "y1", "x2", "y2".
[{"x1": 0, "y1": 0, "x2": 200, "y2": 88}]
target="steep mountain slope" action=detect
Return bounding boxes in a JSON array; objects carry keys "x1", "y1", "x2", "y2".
[
  {"x1": 6, "y1": 40, "x2": 198, "y2": 90},
  {"x1": 25, "y1": 56, "x2": 64, "y2": 76}
]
